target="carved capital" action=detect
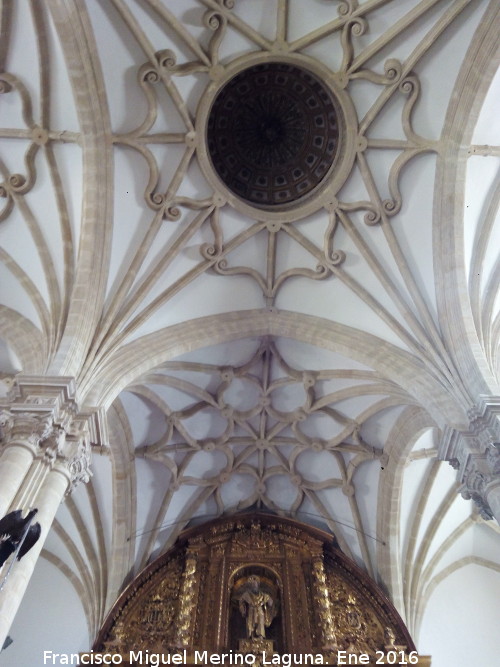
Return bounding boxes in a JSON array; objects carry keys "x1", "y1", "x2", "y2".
[
  {"x1": 439, "y1": 398, "x2": 500, "y2": 520},
  {"x1": 440, "y1": 397, "x2": 500, "y2": 463},
  {"x1": 1, "y1": 411, "x2": 54, "y2": 450},
  {"x1": 460, "y1": 446, "x2": 500, "y2": 521},
  {"x1": 67, "y1": 436, "x2": 93, "y2": 490},
  {"x1": 0, "y1": 409, "x2": 14, "y2": 440},
  {"x1": 38, "y1": 425, "x2": 65, "y2": 461},
  {"x1": 1, "y1": 375, "x2": 96, "y2": 492},
  {"x1": 486, "y1": 443, "x2": 500, "y2": 475},
  {"x1": 37, "y1": 421, "x2": 92, "y2": 491}
]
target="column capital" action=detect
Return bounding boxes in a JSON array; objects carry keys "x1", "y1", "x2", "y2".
[
  {"x1": 439, "y1": 396, "x2": 500, "y2": 520},
  {"x1": 460, "y1": 449, "x2": 499, "y2": 520},
  {"x1": 0, "y1": 375, "x2": 98, "y2": 492},
  {"x1": 1, "y1": 411, "x2": 54, "y2": 451},
  {"x1": 37, "y1": 421, "x2": 92, "y2": 492}
]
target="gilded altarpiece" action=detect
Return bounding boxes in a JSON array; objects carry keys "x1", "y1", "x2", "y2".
[{"x1": 93, "y1": 515, "x2": 427, "y2": 664}]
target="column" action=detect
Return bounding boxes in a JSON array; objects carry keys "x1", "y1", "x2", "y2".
[
  {"x1": 174, "y1": 551, "x2": 198, "y2": 648},
  {"x1": 311, "y1": 554, "x2": 338, "y2": 650},
  {"x1": 0, "y1": 375, "x2": 94, "y2": 648},
  {"x1": 0, "y1": 412, "x2": 48, "y2": 516},
  {"x1": 0, "y1": 425, "x2": 91, "y2": 648}
]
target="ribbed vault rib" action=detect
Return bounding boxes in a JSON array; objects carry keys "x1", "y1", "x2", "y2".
[
  {"x1": 434, "y1": 0, "x2": 500, "y2": 398},
  {"x1": 47, "y1": 0, "x2": 113, "y2": 377}
]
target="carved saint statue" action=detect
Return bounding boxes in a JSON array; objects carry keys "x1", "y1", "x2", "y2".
[{"x1": 238, "y1": 575, "x2": 274, "y2": 640}]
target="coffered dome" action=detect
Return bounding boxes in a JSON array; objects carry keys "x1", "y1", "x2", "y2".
[{"x1": 206, "y1": 62, "x2": 342, "y2": 208}]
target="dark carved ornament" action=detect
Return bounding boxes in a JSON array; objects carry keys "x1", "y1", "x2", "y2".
[{"x1": 207, "y1": 63, "x2": 341, "y2": 208}]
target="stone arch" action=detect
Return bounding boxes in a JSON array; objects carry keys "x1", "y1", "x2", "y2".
[{"x1": 82, "y1": 310, "x2": 468, "y2": 429}]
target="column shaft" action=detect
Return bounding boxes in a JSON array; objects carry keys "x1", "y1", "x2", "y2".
[
  {"x1": 0, "y1": 444, "x2": 36, "y2": 517},
  {"x1": 0, "y1": 376, "x2": 95, "y2": 647},
  {"x1": 0, "y1": 463, "x2": 70, "y2": 647}
]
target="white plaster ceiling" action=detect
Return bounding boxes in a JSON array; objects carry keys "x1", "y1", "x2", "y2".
[{"x1": 1, "y1": 1, "x2": 500, "y2": 665}]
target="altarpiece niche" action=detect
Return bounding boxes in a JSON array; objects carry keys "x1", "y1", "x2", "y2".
[{"x1": 93, "y1": 514, "x2": 417, "y2": 661}]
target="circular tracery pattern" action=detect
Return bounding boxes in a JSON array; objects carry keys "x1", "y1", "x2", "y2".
[{"x1": 207, "y1": 62, "x2": 341, "y2": 208}]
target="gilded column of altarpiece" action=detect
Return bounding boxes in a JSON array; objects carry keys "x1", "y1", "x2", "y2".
[{"x1": 93, "y1": 514, "x2": 425, "y2": 664}]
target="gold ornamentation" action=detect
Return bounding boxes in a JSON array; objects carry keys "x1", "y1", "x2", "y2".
[
  {"x1": 175, "y1": 554, "x2": 198, "y2": 647},
  {"x1": 384, "y1": 626, "x2": 397, "y2": 649},
  {"x1": 326, "y1": 566, "x2": 392, "y2": 657},
  {"x1": 93, "y1": 514, "x2": 416, "y2": 659},
  {"x1": 311, "y1": 557, "x2": 338, "y2": 649},
  {"x1": 231, "y1": 521, "x2": 280, "y2": 554},
  {"x1": 239, "y1": 638, "x2": 275, "y2": 654},
  {"x1": 97, "y1": 553, "x2": 183, "y2": 652}
]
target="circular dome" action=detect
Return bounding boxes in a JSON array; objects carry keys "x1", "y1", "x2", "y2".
[{"x1": 206, "y1": 62, "x2": 341, "y2": 209}]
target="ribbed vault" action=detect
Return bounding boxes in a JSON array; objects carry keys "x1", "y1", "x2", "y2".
[{"x1": 1, "y1": 1, "x2": 500, "y2": 665}]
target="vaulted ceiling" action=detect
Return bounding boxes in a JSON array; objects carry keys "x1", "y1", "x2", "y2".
[{"x1": 1, "y1": 1, "x2": 500, "y2": 665}]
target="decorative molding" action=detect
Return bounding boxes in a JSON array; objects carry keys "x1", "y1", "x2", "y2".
[
  {"x1": 439, "y1": 396, "x2": 500, "y2": 520},
  {"x1": 79, "y1": 405, "x2": 110, "y2": 450},
  {"x1": 0, "y1": 375, "x2": 96, "y2": 491},
  {"x1": 5, "y1": 375, "x2": 78, "y2": 427}
]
